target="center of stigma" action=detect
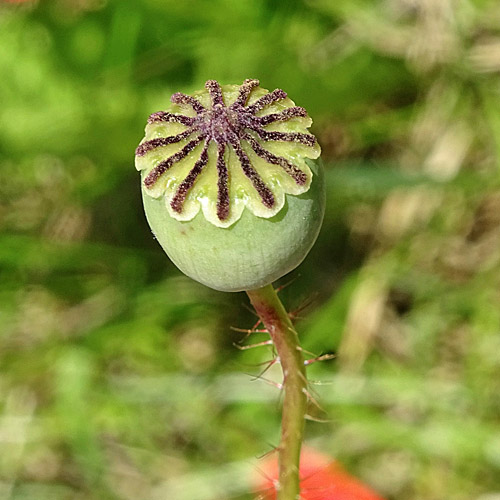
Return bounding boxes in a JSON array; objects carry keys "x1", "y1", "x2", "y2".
[{"x1": 197, "y1": 105, "x2": 245, "y2": 144}]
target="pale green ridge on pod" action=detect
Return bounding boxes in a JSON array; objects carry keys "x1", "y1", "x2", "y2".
[{"x1": 141, "y1": 159, "x2": 325, "y2": 292}]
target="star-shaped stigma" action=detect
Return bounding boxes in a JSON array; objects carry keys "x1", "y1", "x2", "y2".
[{"x1": 135, "y1": 79, "x2": 320, "y2": 227}]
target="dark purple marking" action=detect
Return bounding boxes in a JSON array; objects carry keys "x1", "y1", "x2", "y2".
[
  {"x1": 217, "y1": 144, "x2": 230, "y2": 220},
  {"x1": 246, "y1": 89, "x2": 287, "y2": 114},
  {"x1": 259, "y1": 106, "x2": 307, "y2": 125},
  {"x1": 205, "y1": 80, "x2": 224, "y2": 107},
  {"x1": 233, "y1": 79, "x2": 260, "y2": 107},
  {"x1": 245, "y1": 134, "x2": 308, "y2": 185},
  {"x1": 144, "y1": 136, "x2": 204, "y2": 187},
  {"x1": 135, "y1": 128, "x2": 196, "y2": 157},
  {"x1": 256, "y1": 130, "x2": 316, "y2": 147},
  {"x1": 228, "y1": 132, "x2": 275, "y2": 209},
  {"x1": 142, "y1": 79, "x2": 317, "y2": 220},
  {"x1": 216, "y1": 143, "x2": 230, "y2": 220},
  {"x1": 148, "y1": 111, "x2": 195, "y2": 126},
  {"x1": 171, "y1": 92, "x2": 206, "y2": 114},
  {"x1": 170, "y1": 141, "x2": 210, "y2": 213}
]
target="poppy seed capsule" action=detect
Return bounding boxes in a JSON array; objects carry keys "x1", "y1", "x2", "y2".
[{"x1": 135, "y1": 79, "x2": 324, "y2": 292}]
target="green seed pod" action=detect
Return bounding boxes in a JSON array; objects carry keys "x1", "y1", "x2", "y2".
[{"x1": 135, "y1": 79, "x2": 324, "y2": 292}]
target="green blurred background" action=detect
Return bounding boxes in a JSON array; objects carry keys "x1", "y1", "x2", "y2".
[{"x1": 1, "y1": 0, "x2": 500, "y2": 499}]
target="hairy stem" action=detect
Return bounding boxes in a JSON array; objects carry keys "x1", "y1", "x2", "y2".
[{"x1": 246, "y1": 284, "x2": 307, "y2": 500}]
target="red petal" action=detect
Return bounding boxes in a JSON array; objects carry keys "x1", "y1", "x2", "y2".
[{"x1": 255, "y1": 447, "x2": 385, "y2": 500}]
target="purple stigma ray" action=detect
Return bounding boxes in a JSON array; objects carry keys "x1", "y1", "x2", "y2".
[
  {"x1": 259, "y1": 106, "x2": 307, "y2": 125},
  {"x1": 205, "y1": 80, "x2": 225, "y2": 107},
  {"x1": 256, "y1": 130, "x2": 316, "y2": 147},
  {"x1": 171, "y1": 141, "x2": 210, "y2": 214},
  {"x1": 148, "y1": 111, "x2": 195, "y2": 126},
  {"x1": 246, "y1": 89, "x2": 287, "y2": 114},
  {"x1": 171, "y1": 92, "x2": 206, "y2": 114},
  {"x1": 135, "y1": 128, "x2": 197, "y2": 157},
  {"x1": 245, "y1": 134, "x2": 308, "y2": 186},
  {"x1": 141, "y1": 79, "x2": 317, "y2": 221},
  {"x1": 233, "y1": 79, "x2": 260, "y2": 107},
  {"x1": 144, "y1": 136, "x2": 204, "y2": 187},
  {"x1": 228, "y1": 132, "x2": 275, "y2": 209},
  {"x1": 216, "y1": 143, "x2": 230, "y2": 220}
]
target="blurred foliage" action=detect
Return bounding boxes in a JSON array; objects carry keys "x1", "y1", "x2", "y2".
[{"x1": 1, "y1": 0, "x2": 500, "y2": 499}]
